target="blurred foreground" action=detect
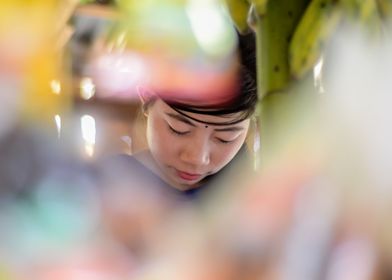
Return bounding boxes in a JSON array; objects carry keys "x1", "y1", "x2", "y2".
[{"x1": 2, "y1": 1, "x2": 392, "y2": 279}]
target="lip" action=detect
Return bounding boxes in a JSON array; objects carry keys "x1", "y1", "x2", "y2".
[{"x1": 175, "y1": 169, "x2": 202, "y2": 181}]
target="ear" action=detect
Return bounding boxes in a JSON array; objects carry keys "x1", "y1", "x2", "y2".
[{"x1": 136, "y1": 85, "x2": 156, "y2": 116}]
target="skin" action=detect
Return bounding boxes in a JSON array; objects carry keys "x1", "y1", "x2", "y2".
[{"x1": 138, "y1": 98, "x2": 250, "y2": 191}]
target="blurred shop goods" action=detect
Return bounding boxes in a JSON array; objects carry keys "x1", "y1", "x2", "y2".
[
  {"x1": 0, "y1": 0, "x2": 73, "y2": 126},
  {"x1": 87, "y1": 0, "x2": 240, "y2": 104}
]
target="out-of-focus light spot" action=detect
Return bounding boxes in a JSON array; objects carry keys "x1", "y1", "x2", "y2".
[
  {"x1": 253, "y1": 125, "x2": 261, "y2": 171},
  {"x1": 81, "y1": 115, "x2": 96, "y2": 157},
  {"x1": 80, "y1": 77, "x2": 96, "y2": 100},
  {"x1": 54, "y1": 114, "x2": 61, "y2": 138},
  {"x1": 186, "y1": 0, "x2": 236, "y2": 58},
  {"x1": 84, "y1": 143, "x2": 95, "y2": 158},
  {"x1": 50, "y1": 79, "x2": 61, "y2": 95},
  {"x1": 93, "y1": 52, "x2": 148, "y2": 99},
  {"x1": 314, "y1": 57, "x2": 325, "y2": 94}
]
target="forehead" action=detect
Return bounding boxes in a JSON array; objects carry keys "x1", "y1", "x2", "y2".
[{"x1": 154, "y1": 99, "x2": 249, "y2": 126}]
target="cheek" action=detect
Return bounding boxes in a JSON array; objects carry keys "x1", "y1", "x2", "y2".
[
  {"x1": 146, "y1": 117, "x2": 175, "y2": 161},
  {"x1": 211, "y1": 135, "x2": 247, "y2": 170}
]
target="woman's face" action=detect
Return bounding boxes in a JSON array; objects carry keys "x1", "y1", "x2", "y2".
[{"x1": 145, "y1": 99, "x2": 250, "y2": 190}]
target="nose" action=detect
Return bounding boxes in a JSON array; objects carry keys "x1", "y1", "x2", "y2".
[{"x1": 179, "y1": 137, "x2": 210, "y2": 167}]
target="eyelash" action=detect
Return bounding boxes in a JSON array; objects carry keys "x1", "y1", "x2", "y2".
[
  {"x1": 168, "y1": 125, "x2": 189, "y2": 135},
  {"x1": 168, "y1": 124, "x2": 235, "y2": 143},
  {"x1": 216, "y1": 138, "x2": 233, "y2": 144}
]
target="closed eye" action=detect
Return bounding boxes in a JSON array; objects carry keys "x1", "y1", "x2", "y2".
[
  {"x1": 216, "y1": 138, "x2": 234, "y2": 144},
  {"x1": 168, "y1": 125, "x2": 190, "y2": 135}
]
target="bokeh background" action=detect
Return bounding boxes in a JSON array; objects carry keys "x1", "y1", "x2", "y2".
[{"x1": 2, "y1": 0, "x2": 392, "y2": 279}]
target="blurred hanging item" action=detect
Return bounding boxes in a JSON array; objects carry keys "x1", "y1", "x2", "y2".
[
  {"x1": 90, "y1": 0, "x2": 241, "y2": 105},
  {"x1": 0, "y1": 0, "x2": 75, "y2": 129}
]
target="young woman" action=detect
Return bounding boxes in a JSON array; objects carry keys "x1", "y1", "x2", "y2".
[
  {"x1": 100, "y1": 34, "x2": 257, "y2": 200},
  {"x1": 96, "y1": 34, "x2": 257, "y2": 259}
]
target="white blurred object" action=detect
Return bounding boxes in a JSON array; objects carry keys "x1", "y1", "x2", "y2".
[
  {"x1": 313, "y1": 56, "x2": 325, "y2": 94},
  {"x1": 91, "y1": 51, "x2": 149, "y2": 100},
  {"x1": 81, "y1": 115, "x2": 96, "y2": 157},
  {"x1": 325, "y1": 236, "x2": 377, "y2": 280},
  {"x1": 325, "y1": 27, "x2": 392, "y2": 197},
  {"x1": 54, "y1": 114, "x2": 62, "y2": 138},
  {"x1": 50, "y1": 79, "x2": 62, "y2": 95},
  {"x1": 80, "y1": 77, "x2": 96, "y2": 100},
  {"x1": 186, "y1": 0, "x2": 236, "y2": 58}
]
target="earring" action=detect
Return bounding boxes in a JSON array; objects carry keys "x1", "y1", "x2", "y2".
[{"x1": 142, "y1": 103, "x2": 149, "y2": 117}]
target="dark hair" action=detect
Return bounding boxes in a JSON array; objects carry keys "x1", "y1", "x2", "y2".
[{"x1": 166, "y1": 33, "x2": 257, "y2": 126}]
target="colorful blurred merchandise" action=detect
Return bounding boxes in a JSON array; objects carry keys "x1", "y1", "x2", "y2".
[
  {"x1": 0, "y1": 0, "x2": 75, "y2": 128},
  {"x1": 89, "y1": 0, "x2": 240, "y2": 103}
]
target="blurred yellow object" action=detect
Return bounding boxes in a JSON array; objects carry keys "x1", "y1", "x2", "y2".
[
  {"x1": 0, "y1": 266, "x2": 13, "y2": 280},
  {"x1": 0, "y1": 0, "x2": 74, "y2": 128}
]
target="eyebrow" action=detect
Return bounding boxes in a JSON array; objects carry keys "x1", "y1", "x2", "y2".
[
  {"x1": 165, "y1": 112, "x2": 196, "y2": 126},
  {"x1": 165, "y1": 112, "x2": 244, "y2": 132}
]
